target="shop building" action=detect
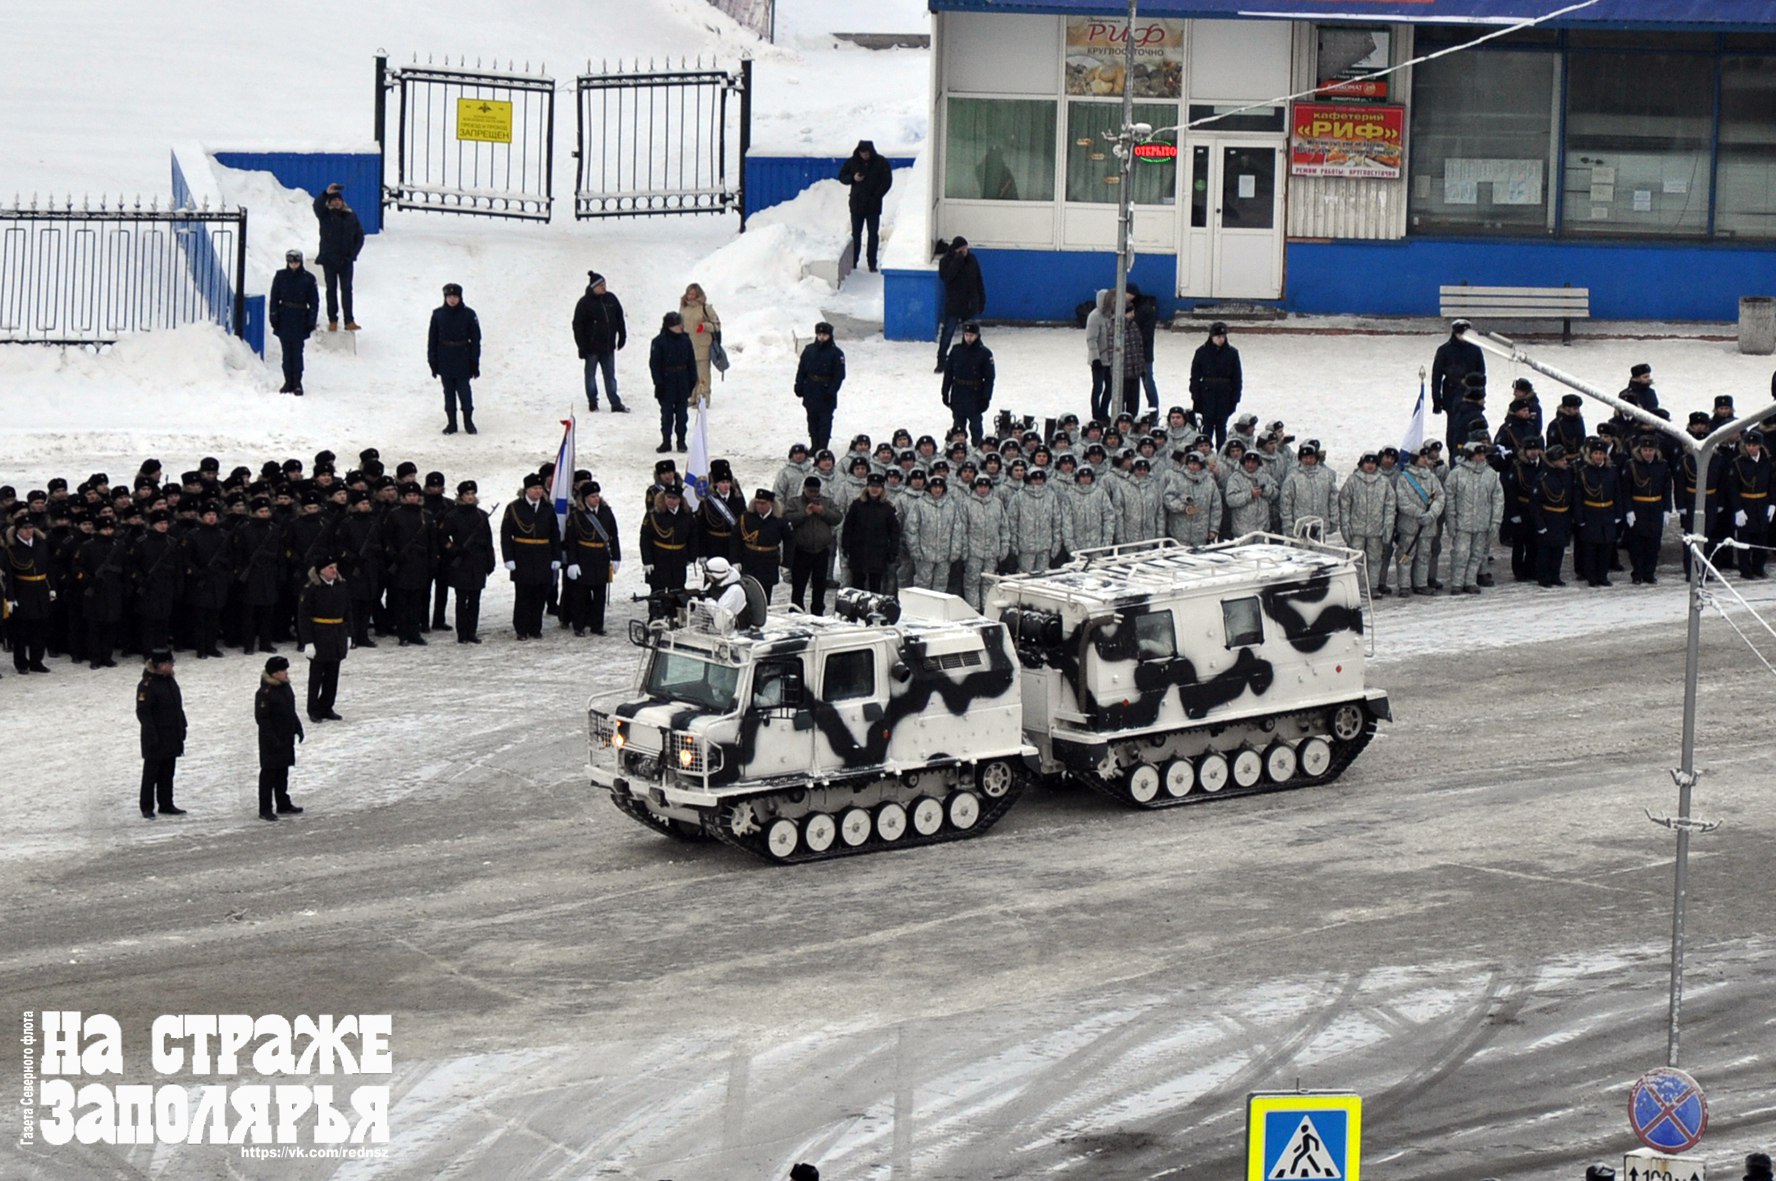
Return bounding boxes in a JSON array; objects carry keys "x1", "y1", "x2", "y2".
[{"x1": 884, "y1": 1, "x2": 1776, "y2": 338}]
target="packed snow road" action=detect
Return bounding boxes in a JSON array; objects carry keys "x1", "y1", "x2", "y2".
[{"x1": 3, "y1": 591, "x2": 1772, "y2": 1179}]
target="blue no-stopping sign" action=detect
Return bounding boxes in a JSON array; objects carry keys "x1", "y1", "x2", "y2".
[{"x1": 1628, "y1": 1067, "x2": 1708, "y2": 1154}]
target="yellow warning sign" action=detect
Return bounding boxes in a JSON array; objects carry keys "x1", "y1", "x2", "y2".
[{"x1": 456, "y1": 98, "x2": 513, "y2": 144}]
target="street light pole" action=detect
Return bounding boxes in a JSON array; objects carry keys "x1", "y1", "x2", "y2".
[{"x1": 1108, "y1": 0, "x2": 1137, "y2": 421}]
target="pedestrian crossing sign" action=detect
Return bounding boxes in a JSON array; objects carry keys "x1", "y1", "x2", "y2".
[{"x1": 1247, "y1": 1092, "x2": 1361, "y2": 1180}]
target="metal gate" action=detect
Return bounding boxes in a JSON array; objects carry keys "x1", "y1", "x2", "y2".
[
  {"x1": 0, "y1": 200, "x2": 248, "y2": 345},
  {"x1": 574, "y1": 59, "x2": 750, "y2": 222},
  {"x1": 377, "y1": 56, "x2": 556, "y2": 220}
]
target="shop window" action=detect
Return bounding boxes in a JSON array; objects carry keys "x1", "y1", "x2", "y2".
[
  {"x1": 1408, "y1": 50, "x2": 1557, "y2": 235},
  {"x1": 1715, "y1": 56, "x2": 1776, "y2": 240},
  {"x1": 1065, "y1": 101, "x2": 1177, "y2": 205},
  {"x1": 944, "y1": 98, "x2": 1057, "y2": 202},
  {"x1": 1562, "y1": 52, "x2": 1713, "y2": 237}
]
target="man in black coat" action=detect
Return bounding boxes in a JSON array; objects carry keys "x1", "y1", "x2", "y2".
[
  {"x1": 131, "y1": 509, "x2": 183, "y2": 654},
  {"x1": 297, "y1": 555, "x2": 351, "y2": 722},
  {"x1": 1531, "y1": 444, "x2": 1576, "y2": 588},
  {"x1": 794, "y1": 321, "x2": 847, "y2": 451},
  {"x1": 564, "y1": 481, "x2": 621, "y2": 635},
  {"x1": 429, "y1": 282, "x2": 482, "y2": 435},
  {"x1": 1574, "y1": 439, "x2": 1624, "y2": 587},
  {"x1": 941, "y1": 322, "x2": 996, "y2": 446},
  {"x1": 380, "y1": 484, "x2": 436, "y2": 645},
  {"x1": 6, "y1": 515, "x2": 55, "y2": 673},
  {"x1": 1618, "y1": 362, "x2": 1661, "y2": 413},
  {"x1": 255, "y1": 655, "x2": 305, "y2": 821},
  {"x1": 336, "y1": 494, "x2": 384, "y2": 648},
  {"x1": 1188, "y1": 321, "x2": 1243, "y2": 449},
  {"x1": 312, "y1": 184, "x2": 365, "y2": 331},
  {"x1": 838, "y1": 139, "x2": 893, "y2": 273},
  {"x1": 439, "y1": 480, "x2": 496, "y2": 643},
  {"x1": 571, "y1": 271, "x2": 629, "y2": 413},
  {"x1": 650, "y1": 311, "x2": 697, "y2": 454},
  {"x1": 76, "y1": 516, "x2": 127, "y2": 668},
  {"x1": 229, "y1": 498, "x2": 285, "y2": 654},
  {"x1": 269, "y1": 249, "x2": 320, "y2": 395},
  {"x1": 1622, "y1": 434, "x2": 1672, "y2": 584},
  {"x1": 738, "y1": 489, "x2": 789, "y2": 601},
  {"x1": 639, "y1": 482, "x2": 695, "y2": 618},
  {"x1": 1430, "y1": 318, "x2": 1484, "y2": 416},
  {"x1": 501, "y1": 474, "x2": 563, "y2": 639},
  {"x1": 1446, "y1": 375, "x2": 1489, "y2": 458},
  {"x1": 136, "y1": 649, "x2": 188, "y2": 818},
  {"x1": 842, "y1": 474, "x2": 900, "y2": 592},
  {"x1": 1727, "y1": 428, "x2": 1773, "y2": 578},
  {"x1": 936, "y1": 237, "x2": 985, "y2": 370}
]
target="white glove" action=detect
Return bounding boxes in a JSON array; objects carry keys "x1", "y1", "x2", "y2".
[
  {"x1": 504, "y1": 560, "x2": 517, "y2": 572},
  {"x1": 48, "y1": 589, "x2": 57, "y2": 602},
  {"x1": 643, "y1": 564, "x2": 654, "y2": 577},
  {"x1": 1509, "y1": 515, "x2": 1521, "y2": 525},
  {"x1": 551, "y1": 560, "x2": 562, "y2": 572},
  {"x1": 1625, "y1": 511, "x2": 1635, "y2": 527},
  {"x1": 566, "y1": 564, "x2": 581, "y2": 580},
  {"x1": 347, "y1": 636, "x2": 355, "y2": 650},
  {"x1": 305, "y1": 649, "x2": 316, "y2": 661},
  {"x1": 1736, "y1": 510, "x2": 1748, "y2": 526},
  {"x1": 6, "y1": 600, "x2": 15, "y2": 612},
  {"x1": 611, "y1": 562, "x2": 621, "y2": 575}
]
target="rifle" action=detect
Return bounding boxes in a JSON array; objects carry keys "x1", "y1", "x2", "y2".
[{"x1": 236, "y1": 522, "x2": 281, "y2": 583}]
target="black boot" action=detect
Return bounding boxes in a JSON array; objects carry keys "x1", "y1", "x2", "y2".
[
  {"x1": 464, "y1": 411, "x2": 477, "y2": 435},
  {"x1": 610, "y1": 398, "x2": 629, "y2": 413},
  {"x1": 443, "y1": 417, "x2": 458, "y2": 435},
  {"x1": 656, "y1": 436, "x2": 672, "y2": 454},
  {"x1": 676, "y1": 436, "x2": 687, "y2": 453}
]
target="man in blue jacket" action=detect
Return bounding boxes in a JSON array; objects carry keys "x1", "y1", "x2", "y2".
[
  {"x1": 312, "y1": 184, "x2": 365, "y2": 331},
  {"x1": 269, "y1": 250, "x2": 319, "y2": 395}
]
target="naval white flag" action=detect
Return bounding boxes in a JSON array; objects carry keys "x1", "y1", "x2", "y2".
[
  {"x1": 684, "y1": 405, "x2": 710, "y2": 509},
  {"x1": 1402, "y1": 382, "x2": 1428, "y2": 455},
  {"x1": 551, "y1": 415, "x2": 575, "y2": 533}
]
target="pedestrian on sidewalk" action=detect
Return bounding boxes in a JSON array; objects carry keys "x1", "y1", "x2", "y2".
[
  {"x1": 839, "y1": 139, "x2": 893, "y2": 273},
  {"x1": 312, "y1": 183, "x2": 365, "y2": 331},
  {"x1": 254, "y1": 655, "x2": 305, "y2": 822},
  {"x1": 429, "y1": 283, "x2": 481, "y2": 435}
]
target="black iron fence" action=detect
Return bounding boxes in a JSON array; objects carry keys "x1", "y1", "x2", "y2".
[
  {"x1": 704, "y1": 0, "x2": 775, "y2": 42},
  {"x1": 0, "y1": 200, "x2": 248, "y2": 346},
  {"x1": 575, "y1": 58, "x2": 750, "y2": 222},
  {"x1": 377, "y1": 56, "x2": 556, "y2": 220}
]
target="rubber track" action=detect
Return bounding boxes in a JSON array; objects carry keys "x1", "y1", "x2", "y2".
[
  {"x1": 705, "y1": 763, "x2": 1034, "y2": 865},
  {"x1": 1078, "y1": 703, "x2": 1380, "y2": 809}
]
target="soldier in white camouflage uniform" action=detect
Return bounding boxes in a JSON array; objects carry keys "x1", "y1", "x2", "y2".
[
  {"x1": 957, "y1": 475, "x2": 1010, "y2": 609},
  {"x1": 1163, "y1": 450, "x2": 1222, "y2": 546},
  {"x1": 1393, "y1": 447, "x2": 1445, "y2": 597},
  {"x1": 1224, "y1": 450, "x2": 1278, "y2": 536},
  {"x1": 1007, "y1": 467, "x2": 1065, "y2": 572},
  {"x1": 904, "y1": 474, "x2": 962, "y2": 590},
  {"x1": 1337, "y1": 451, "x2": 1397, "y2": 594},
  {"x1": 1115, "y1": 457, "x2": 1168, "y2": 543},
  {"x1": 1061, "y1": 465, "x2": 1118, "y2": 556},
  {"x1": 1444, "y1": 440, "x2": 1504, "y2": 594}
]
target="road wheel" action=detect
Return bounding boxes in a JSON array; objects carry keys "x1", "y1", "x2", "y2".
[
  {"x1": 803, "y1": 812, "x2": 837, "y2": 854},
  {"x1": 1163, "y1": 759, "x2": 1195, "y2": 797},
  {"x1": 1300, "y1": 737, "x2": 1333, "y2": 778},
  {"x1": 1198, "y1": 752, "x2": 1229, "y2": 793},
  {"x1": 1232, "y1": 748, "x2": 1264, "y2": 788},
  {"x1": 875, "y1": 802, "x2": 908, "y2": 842},
  {"x1": 947, "y1": 791, "x2": 981, "y2": 830},
  {"x1": 839, "y1": 807, "x2": 872, "y2": 847},
  {"x1": 1264, "y1": 742, "x2": 1298, "y2": 784},
  {"x1": 1126, "y1": 763, "x2": 1161, "y2": 804},
  {"x1": 911, "y1": 796, "x2": 945, "y2": 836},
  {"x1": 1332, "y1": 703, "x2": 1366, "y2": 742},
  {"x1": 765, "y1": 818, "x2": 799, "y2": 860},
  {"x1": 978, "y1": 759, "x2": 1016, "y2": 799}
]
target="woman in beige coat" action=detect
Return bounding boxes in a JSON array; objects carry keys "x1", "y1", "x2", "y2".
[{"x1": 678, "y1": 282, "x2": 721, "y2": 406}]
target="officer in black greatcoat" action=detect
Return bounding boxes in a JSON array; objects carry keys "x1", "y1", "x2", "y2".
[
  {"x1": 694, "y1": 461, "x2": 745, "y2": 563},
  {"x1": 180, "y1": 504, "x2": 231, "y2": 660},
  {"x1": 1188, "y1": 322, "x2": 1243, "y2": 449},
  {"x1": 738, "y1": 489, "x2": 789, "y2": 601},
  {"x1": 639, "y1": 482, "x2": 695, "y2": 619},
  {"x1": 1547, "y1": 394, "x2": 1588, "y2": 455},
  {"x1": 229, "y1": 498, "x2": 285, "y2": 654},
  {"x1": 380, "y1": 484, "x2": 436, "y2": 645},
  {"x1": 838, "y1": 140, "x2": 894, "y2": 273},
  {"x1": 438, "y1": 480, "x2": 495, "y2": 644},
  {"x1": 136, "y1": 649, "x2": 188, "y2": 819},
  {"x1": 6, "y1": 514, "x2": 55, "y2": 673},
  {"x1": 501, "y1": 474, "x2": 562, "y2": 639},
  {"x1": 942, "y1": 322, "x2": 996, "y2": 447},
  {"x1": 1574, "y1": 439, "x2": 1624, "y2": 587},
  {"x1": 422, "y1": 471, "x2": 452, "y2": 631},
  {"x1": 794, "y1": 322, "x2": 847, "y2": 451},
  {"x1": 75, "y1": 517, "x2": 127, "y2": 668},
  {"x1": 564, "y1": 481, "x2": 621, "y2": 636},
  {"x1": 1623, "y1": 434, "x2": 1673, "y2": 584},
  {"x1": 1430, "y1": 318, "x2": 1484, "y2": 416},
  {"x1": 1531, "y1": 444, "x2": 1576, "y2": 588},
  {"x1": 336, "y1": 493, "x2": 384, "y2": 647},
  {"x1": 254, "y1": 655, "x2": 305, "y2": 821},
  {"x1": 1727, "y1": 428, "x2": 1773, "y2": 578},
  {"x1": 269, "y1": 250, "x2": 320, "y2": 395},
  {"x1": 297, "y1": 555, "x2": 351, "y2": 722},
  {"x1": 429, "y1": 282, "x2": 482, "y2": 435},
  {"x1": 130, "y1": 509, "x2": 183, "y2": 654}
]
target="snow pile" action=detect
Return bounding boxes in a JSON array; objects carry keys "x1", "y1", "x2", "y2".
[
  {"x1": 211, "y1": 161, "x2": 334, "y2": 281},
  {"x1": 693, "y1": 179, "x2": 853, "y2": 354}
]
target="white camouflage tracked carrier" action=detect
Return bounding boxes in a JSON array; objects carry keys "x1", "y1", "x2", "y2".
[
  {"x1": 987, "y1": 535, "x2": 1390, "y2": 808},
  {"x1": 587, "y1": 589, "x2": 1037, "y2": 863}
]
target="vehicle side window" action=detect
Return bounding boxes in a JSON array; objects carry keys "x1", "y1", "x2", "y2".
[
  {"x1": 1133, "y1": 610, "x2": 1176, "y2": 660},
  {"x1": 751, "y1": 658, "x2": 803, "y2": 709},
  {"x1": 823, "y1": 649, "x2": 876, "y2": 702},
  {"x1": 1223, "y1": 597, "x2": 1264, "y2": 648}
]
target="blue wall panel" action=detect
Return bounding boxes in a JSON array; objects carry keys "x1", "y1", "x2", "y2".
[
  {"x1": 1286, "y1": 237, "x2": 1776, "y2": 322},
  {"x1": 744, "y1": 154, "x2": 914, "y2": 217},
  {"x1": 212, "y1": 151, "x2": 383, "y2": 234},
  {"x1": 883, "y1": 268, "x2": 944, "y2": 342}
]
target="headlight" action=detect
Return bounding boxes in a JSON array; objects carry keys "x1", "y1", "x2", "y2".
[{"x1": 612, "y1": 724, "x2": 626, "y2": 749}]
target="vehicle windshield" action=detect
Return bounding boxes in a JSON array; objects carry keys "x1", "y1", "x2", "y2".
[{"x1": 643, "y1": 648, "x2": 740, "y2": 713}]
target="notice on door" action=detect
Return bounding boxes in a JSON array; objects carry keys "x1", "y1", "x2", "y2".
[
  {"x1": 456, "y1": 98, "x2": 514, "y2": 144},
  {"x1": 1290, "y1": 102, "x2": 1403, "y2": 179}
]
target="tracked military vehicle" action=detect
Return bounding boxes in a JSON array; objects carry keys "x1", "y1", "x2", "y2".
[
  {"x1": 587, "y1": 589, "x2": 1036, "y2": 863},
  {"x1": 988, "y1": 534, "x2": 1390, "y2": 808}
]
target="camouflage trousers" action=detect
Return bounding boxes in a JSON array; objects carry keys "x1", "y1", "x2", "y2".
[
  {"x1": 1450, "y1": 528, "x2": 1491, "y2": 590},
  {"x1": 1395, "y1": 523, "x2": 1437, "y2": 589},
  {"x1": 1345, "y1": 533, "x2": 1386, "y2": 590},
  {"x1": 959, "y1": 557, "x2": 991, "y2": 610}
]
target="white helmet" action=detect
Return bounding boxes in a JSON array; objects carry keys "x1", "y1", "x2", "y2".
[{"x1": 705, "y1": 556, "x2": 739, "y2": 584}]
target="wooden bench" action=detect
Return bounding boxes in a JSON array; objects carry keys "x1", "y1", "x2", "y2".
[{"x1": 1439, "y1": 283, "x2": 1591, "y2": 344}]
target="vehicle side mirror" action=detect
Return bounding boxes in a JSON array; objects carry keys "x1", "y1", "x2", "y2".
[{"x1": 891, "y1": 661, "x2": 912, "y2": 683}]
